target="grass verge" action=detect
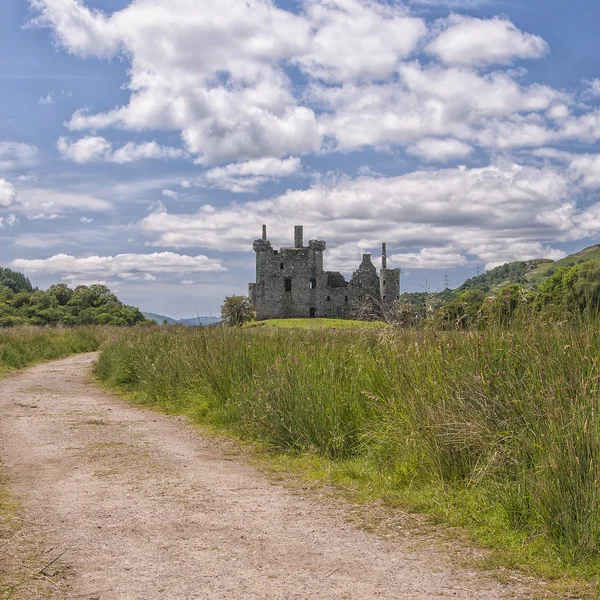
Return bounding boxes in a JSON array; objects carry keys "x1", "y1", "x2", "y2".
[{"x1": 95, "y1": 325, "x2": 600, "y2": 597}]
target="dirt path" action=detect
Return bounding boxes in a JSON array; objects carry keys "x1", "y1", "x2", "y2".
[{"x1": 0, "y1": 354, "x2": 529, "y2": 599}]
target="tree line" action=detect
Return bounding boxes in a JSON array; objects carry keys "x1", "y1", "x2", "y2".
[{"x1": 0, "y1": 267, "x2": 148, "y2": 327}]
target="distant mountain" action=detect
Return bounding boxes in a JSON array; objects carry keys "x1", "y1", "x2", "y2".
[{"x1": 142, "y1": 312, "x2": 220, "y2": 326}]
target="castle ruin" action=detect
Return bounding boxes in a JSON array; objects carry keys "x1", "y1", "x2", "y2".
[{"x1": 248, "y1": 225, "x2": 400, "y2": 320}]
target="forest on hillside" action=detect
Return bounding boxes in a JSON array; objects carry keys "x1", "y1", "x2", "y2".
[
  {"x1": 407, "y1": 261, "x2": 600, "y2": 329},
  {"x1": 0, "y1": 267, "x2": 148, "y2": 327}
]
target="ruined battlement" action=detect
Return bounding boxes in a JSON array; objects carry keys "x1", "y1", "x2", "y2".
[{"x1": 248, "y1": 225, "x2": 400, "y2": 321}]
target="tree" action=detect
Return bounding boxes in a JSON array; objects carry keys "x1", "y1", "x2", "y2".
[{"x1": 221, "y1": 295, "x2": 255, "y2": 326}]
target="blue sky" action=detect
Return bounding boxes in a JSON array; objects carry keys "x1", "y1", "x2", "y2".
[{"x1": 1, "y1": 0, "x2": 600, "y2": 317}]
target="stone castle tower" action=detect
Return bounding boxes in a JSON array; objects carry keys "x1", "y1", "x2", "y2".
[{"x1": 248, "y1": 225, "x2": 400, "y2": 320}]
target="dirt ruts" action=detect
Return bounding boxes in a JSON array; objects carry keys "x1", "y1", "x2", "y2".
[{"x1": 0, "y1": 354, "x2": 529, "y2": 599}]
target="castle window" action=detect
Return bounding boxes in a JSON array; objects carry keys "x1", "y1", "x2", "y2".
[
  {"x1": 309, "y1": 277, "x2": 317, "y2": 289},
  {"x1": 310, "y1": 307, "x2": 316, "y2": 317},
  {"x1": 274, "y1": 250, "x2": 278, "y2": 255},
  {"x1": 326, "y1": 296, "x2": 331, "y2": 301},
  {"x1": 344, "y1": 296, "x2": 348, "y2": 303},
  {"x1": 280, "y1": 262, "x2": 284, "y2": 270},
  {"x1": 383, "y1": 295, "x2": 386, "y2": 301},
  {"x1": 383, "y1": 280, "x2": 386, "y2": 286},
  {"x1": 284, "y1": 278, "x2": 292, "y2": 292}
]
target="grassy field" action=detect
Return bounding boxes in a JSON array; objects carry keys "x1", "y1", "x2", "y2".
[
  {"x1": 95, "y1": 324, "x2": 600, "y2": 592},
  {"x1": 245, "y1": 317, "x2": 389, "y2": 329}
]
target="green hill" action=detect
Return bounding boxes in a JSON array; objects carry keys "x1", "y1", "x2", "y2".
[
  {"x1": 433, "y1": 244, "x2": 600, "y2": 299},
  {"x1": 398, "y1": 242, "x2": 600, "y2": 322},
  {"x1": 526, "y1": 245, "x2": 600, "y2": 286}
]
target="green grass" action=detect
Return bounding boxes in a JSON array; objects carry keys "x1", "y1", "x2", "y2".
[
  {"x1": 0, "y1": 326, "x2": 109, "y2": 375},
  {"x1": 95, "y1": 325, "x2": 600, "y2": 594},
  {"x1": 245, "y1": 317, "x2": 389, "y2": 329}
]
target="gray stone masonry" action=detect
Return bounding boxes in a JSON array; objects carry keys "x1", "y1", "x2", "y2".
[{"x1": 249, "y1": 225, "x2": 401, "y2": 321}]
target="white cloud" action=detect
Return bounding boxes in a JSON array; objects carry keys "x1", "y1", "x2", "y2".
[
  {"x1": 16, "y1": 188, "x2": 112, "y2": 214},
  {"x1": 33, "y1": 0, "x2": 321, "y2": 164},
  {"x1": 57, "y1": 135, "x2": 110, "y2": 163},
  {"x1": 111, "y1": 141, "x2": 186, "y2": 163},
  {"x1": 390, "y1": 247, "x2": 468, "y2": 269},
  {"x1": 0, "y1": 179, "x2": 17, "y2": 207},
  {"x1": 80, "y1": 216, "x2": 94, "y2": 223},
  {"x1": 426, "y1": 15, "x2": 549, "y2": 67},
  {"x1": 162, "y1": 189, "x2": 178, "y2": 199},
  {"x1": 181, "y1": 279, "x2": 194, "y2": 285},
  {"x1": 408, "y1": 0, "x2": 489, "y2": 6},
  {"x1": 0, "y1": 213, "x2": 19, "y2": 229},
  {"x1": 568, "y1": 154, "x2": 600, "y2": 188},
  {"x1": 297, "y1": 0, "x2": 425, "y2": 82},
  {"x1": 138, "y1": 161, "x2": 584, "y2": 270},
  {"x1": 16, "y1": 174, "x2": 39, "y2": 183},
  {"x1": 11, "y1": 252, "x2": 227, "y2": 283},
  {"x1": 28, "y1": 213, "x2": 60, "y2": 220},
  {"x1": 581, "y1": 79, "x2": 600, "y2": 101},
  {"x1": 311, "y1": 62, "x2": 564, "y2": 153},
  {"x1": 57, "y1": 136, "x2": 185, "y2": 164},
  {"x1": 39, "y1": 92, "x2": 55, "y2": 104},
  {"x1": 407, "y1": 138, "x2": 473, "y2": 162},
  {"x1": 30, "y1": 0, "x2": 600, "y2": 164},
  {"x1": 0, "y1": 142, "x2": 38, "y2": 171},
  {"x1": 39, "y1": 90, "x2": 73, "y2": 104},
  {"x1": 201, "y1": 157, "x2": 302, "y2": 192}
]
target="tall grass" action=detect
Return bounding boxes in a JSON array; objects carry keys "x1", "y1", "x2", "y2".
[
  {"x1": 96, "y1": 324, "x2": 600, "y2": 576},
  {"x1": 0, "y1": 327, "x2": 108, "y2": 374}
]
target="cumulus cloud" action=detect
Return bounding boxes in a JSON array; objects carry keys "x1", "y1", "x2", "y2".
[
  {"x1": 0, "y1": 179, "x2": 18, "y2": 207},
  {"x1": 311, "y1": 62, "x2": 564, "y2": 153},
  {"x1": 11, "y1": 252, "x2": 227, "y2": 283},
  {"x1": 162, "y1": 189, "x2": 178, "y2": 199},
  {"x1": 57, "y1": 135, "x2": 111, "y2": 163},
  {"x1": 0, "y1": 142, "x2": 38, "y2": 171},
  {"x1": 427, "y1": 15, "x2": 549, "y2": 67},
  {"x1": 57, "y1": 136, "x2": 185, "y2": 164},
  {"x1": 30, "y1": 0, "x2": 600, "y2": 164},
  {"x1": 407, "y1": 138, "x2": 473, "y2": 162},
  {"x1": 568, "y1": 154, "x2": 600, "y2": 188},
  {"x1": 201, "y1": 157, "x2": 302, "y2": 192},
  {"x1": 390, "y1": 247, "x2": 468, "y2": 269},
  {"x1": 297, "y1": 0, "x2": 425, "y2": 82},
  {"x1": 138, "y1": 161, "x2": 588, "y2": 270}
]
